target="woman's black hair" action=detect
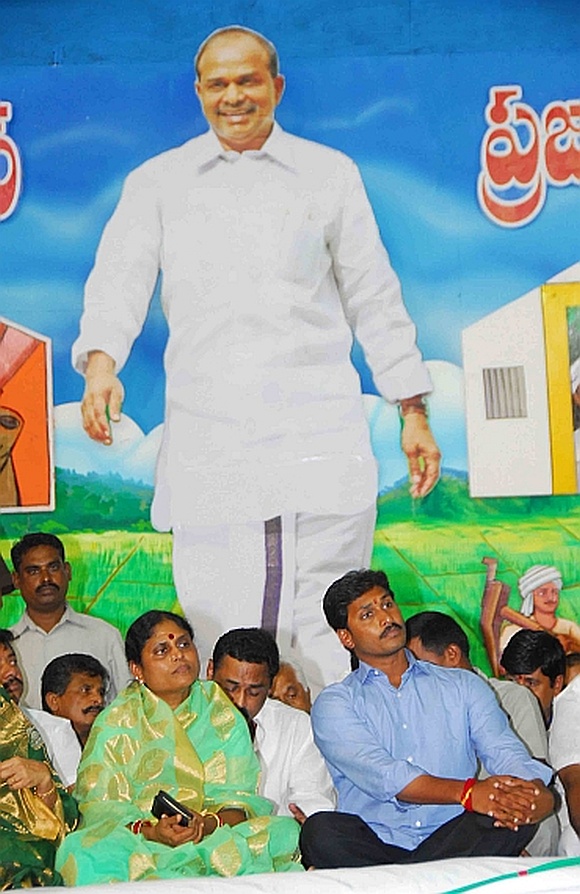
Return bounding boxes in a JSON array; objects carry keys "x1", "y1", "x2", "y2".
[{"x1": 125, "y1": 610, "x2": 194, "y2": 664}]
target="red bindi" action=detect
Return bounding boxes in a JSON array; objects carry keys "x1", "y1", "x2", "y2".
[{"x1": 168, "y1": 633, "x2": 175, "y2": 640}]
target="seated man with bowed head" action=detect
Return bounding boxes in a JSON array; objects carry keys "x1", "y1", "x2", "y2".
[
  {"x1": 301, "y1": 569, "x2": 554, "y2": 868},
  {"x1": 208, "y1": 628, "x2": 335, "y2": 822},
  {"x1": 500, "y1": 629, "x2": 566, "y2": 729},
  {"x1": 9, "y1": 532, "x2": 131, "y2": 708}
]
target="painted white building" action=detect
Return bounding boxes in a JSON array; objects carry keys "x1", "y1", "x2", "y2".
[{"x1": 462, "y1": 262, "x2": 580, "y2": 497}]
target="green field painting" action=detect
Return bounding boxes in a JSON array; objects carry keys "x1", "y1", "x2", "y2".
[
  {"x1": 0, "y1": 531, "x2": 180, "y2": 637},
  {"x1": 1, "y1": 474, "x2": 578, "y2": 680}
]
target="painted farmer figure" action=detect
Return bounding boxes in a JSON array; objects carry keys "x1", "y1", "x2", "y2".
[
  {"x1": 500, "y1": 565, "x2": 580, "y2": 656},
  {"x1": 74, "y1": 26, "x2": 440, "y2": 690}
]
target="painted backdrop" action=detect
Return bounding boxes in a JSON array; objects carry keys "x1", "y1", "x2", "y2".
[{"x1": 1, "y1": 47, "x2": 579, "y2": 672}]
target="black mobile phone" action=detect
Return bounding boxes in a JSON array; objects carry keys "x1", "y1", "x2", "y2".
[{"x1": 151, "y1": 790, "x2": 194, "y2": 827}]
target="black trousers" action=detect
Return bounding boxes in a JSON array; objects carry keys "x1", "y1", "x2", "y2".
[{"x1": 299, "y1": 810, "x2": 537, "y2": 869}]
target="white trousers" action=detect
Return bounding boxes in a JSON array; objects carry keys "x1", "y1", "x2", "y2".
[{"x1": 172, "y1": 505, "x2": 376, "y2": 693}]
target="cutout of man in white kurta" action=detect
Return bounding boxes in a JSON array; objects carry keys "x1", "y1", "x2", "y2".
[{"x1": 74, "y1": 27, "x2": 440, "y2": 691}]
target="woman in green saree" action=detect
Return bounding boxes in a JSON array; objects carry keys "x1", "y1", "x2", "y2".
[
  {"x1": 56, "y1": 610, "x2": 302, "y2": 883},
  {"x1": 0, "y1": 686, "x2": 79, "y2": 888}
]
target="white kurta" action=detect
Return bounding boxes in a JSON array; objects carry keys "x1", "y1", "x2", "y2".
[
  {"x1": 22, "y1": 707, "x2": 82, "y2": 789},
  {"x1": 550, "y1": 674, "x2": 580, "y2": 856},
  {"x1": 254, "y1": 697, "x2": 336, "y2": 818},
  {"x1": 72, "y1": 124, "x2": 432, "y2": 529}
]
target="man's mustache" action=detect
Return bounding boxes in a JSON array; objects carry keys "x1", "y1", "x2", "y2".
[
  {"x1": 380, "y1": 623, "x2": 404, "y2": 638},
  {"x1": 3, "y1": 673, "x2": 23, "y2": 687},
  {"x1": 35, "y1": 582, "x2": 58, "y2": 593},
  {"x1": 82, "y1": 704, "x2": 104, "y2": 716}
]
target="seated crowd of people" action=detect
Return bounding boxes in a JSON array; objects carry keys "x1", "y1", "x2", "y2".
[{"x1": 0, "y1": 533, "x2": 578, "y2": 887}]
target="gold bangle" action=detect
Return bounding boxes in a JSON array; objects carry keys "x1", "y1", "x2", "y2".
[
  {"x1": 36, "y1": 782, "x2": 56, "y2": 801},
  {"x1": 202, "y1": 810, "x2": 222, "y2": 831}
]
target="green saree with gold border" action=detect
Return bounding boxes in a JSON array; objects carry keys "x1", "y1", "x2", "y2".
[
  {"x1": 56, "y1": 680, "x2": 302, "y2": 883},
  {"x1": 0, "y1": 687, "x2": 79, "y2": 889}
]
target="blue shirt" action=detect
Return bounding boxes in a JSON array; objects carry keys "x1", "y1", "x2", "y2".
[{"x1": 311, "y1": 652, "x2": 552, "y2": 850}]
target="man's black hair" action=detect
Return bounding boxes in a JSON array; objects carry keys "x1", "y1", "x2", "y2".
[
  {"x1": 11, "y1": 533, "x2": 65, "y2": 572},
  {"x1": 41, "y1": 653, "x2": 109, "y2": 712},
  {"x1": 323, "y1": 569, "x2": 393, "y2": 631},
  {"x1": 0, "y1": 628, "x2": 15, "y2": 649},
  {"x1": 406, "y1": 611, "x2": 470, "y2": 661},
  {"x1": 566, "y1": 651, "x2": 580, "y2": 670},
  {"x1": 501, "y1": 629, "x2": 566, "y2": 685},
  {"x1": 211, "y1": 627, "x2": 280, "y2": 683}
]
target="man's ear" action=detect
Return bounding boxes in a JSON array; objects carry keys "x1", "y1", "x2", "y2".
[
  {"x1": 64, "y1": 562, "x2": 72, "y2": 583},
  {"x1": 206, "y1": 658, "x2": 214, "y2": 680},
  {"x1": 337, "y1": 628, "x2": 354, "y2": 651},
  {"x1": 273, "y1": 74, "x2": 285, "y2": 105},
  {"x1": 444, "y1": 644, "x2": 463, "y2": 668},
  {"x1": 554, "y1": 673, "x2": 564, "y2": 697},
  {"x1": 11, "y1": 571, "x2": 20, "y2": 591},
  {"x1": 44, "y1": 692, "x2": 60, "y2": 716}
]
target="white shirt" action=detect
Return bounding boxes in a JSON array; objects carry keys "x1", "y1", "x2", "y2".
[
  {"x1": 73, "y1": 125, "x2": 432, "y2": 528},
  {"x1": 22, "y1": 707, "x2": 82, "y2": 789},
  {"x1": 550, "y1": 674, "x2": 580, "y2": 856},
  {"x1": 254, "y1": 697, "x2": 336, "y2": 817},
  {"x1": 11, "y1": 604, "x2": 131, "y2": 709}
]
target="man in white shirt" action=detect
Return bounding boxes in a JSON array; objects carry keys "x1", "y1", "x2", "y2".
[
  {"x1": 9, "y1": 532, "x2": 131, "y2": 709},
  {"x1": 75, "y1": 25, "x2": 440, "y2": 690},
  {"x1": 550, "y1": 673, "x2": 580, "y2": 856},
  {"x1": 208, "y1": 627, "x2": 335, "y2": 821}
]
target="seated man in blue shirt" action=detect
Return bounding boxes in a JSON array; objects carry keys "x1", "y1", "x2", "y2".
[{"x1": 301, "y1": 569, "x2": 554, "y2": 868}]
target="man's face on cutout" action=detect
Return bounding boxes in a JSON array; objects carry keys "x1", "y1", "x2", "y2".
[{"x1": 195, "y1": 32, "x2": 284, "y2": 152}]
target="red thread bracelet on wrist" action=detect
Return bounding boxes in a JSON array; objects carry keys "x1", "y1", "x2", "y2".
[{"x1": 460, "y1": 777, "x2": 477, "y2": 812}]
